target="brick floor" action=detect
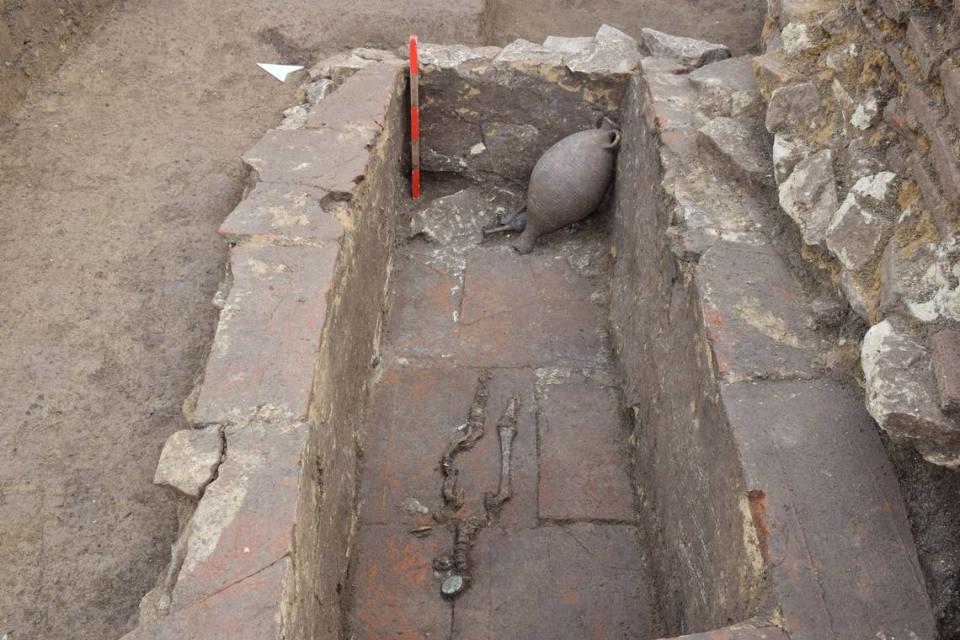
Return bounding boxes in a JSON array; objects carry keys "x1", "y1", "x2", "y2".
[
  {"x1": 538, "y1": 371, "x2": 636, "y2": 522},
  {"x1": 351, "y1": 212, "x2": 653, "y2": 638},
  {"x1": 452, "y1": 525, "x2": 656, "y2": 640}
]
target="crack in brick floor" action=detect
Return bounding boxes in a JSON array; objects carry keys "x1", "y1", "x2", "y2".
[{"x1": 349, "y1": 185, "x2": 660, "y2": 639}]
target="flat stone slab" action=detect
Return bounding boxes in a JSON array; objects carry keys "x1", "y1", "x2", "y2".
[
  {"x1": 171, "y1": 422, "x2": 308, "y2": 610},
  {"x1": 537, "y1": 369, "x2": 635, "y2": 522},
  {"x1": 453, "y1": 524, "x2": 657, "y2": 639},
  {"x1": 193, "y1": 244, "x2": 338, "y2": 424},
  {"x1": 349, "y1": 525, "x2": 450, "y2": 640},
  {"x1": 723, "y1": 378, "x2": 937, "y2": 639},
  {"x1": 698, "y1": 117, "x2": 773, "y2": 184},
  {"x1": 218, "y1": 182, "x2": 346, "y2": 243},
  {"x1": 241, "y1": 128, "x2": 371, "y2": 196},
  {"x1": 640, "y1": 28, "x2": 730, "y2": 67},
  {"x1": 153, "y1": 427, "x2": 222, "y2": 498}
]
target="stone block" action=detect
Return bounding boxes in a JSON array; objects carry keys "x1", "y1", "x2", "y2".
[
  {"x1": 409, "y1": 186, "x2": 521, "y2": 248},
  {"x1": 850, "y1": 94, "x2": 880, "y2": 130},
  {"x1": 193, "y1": 244, "x2": 338, "y2": 424},
  {"x1": 349, "y1": 525, "x2": 450, "y2": 640},
  {"x1": 171, "y1": 422, "x2": 308, "y2": 609},
  {"x1": 695, "y1": 241, "x2": 822, "y2": 381},
  {"x1": 825, "y1": 171, "x2": 898, "y2": 271},
  {"x1": 777, "y1": 148, "x2": 839, "y2": 247},
  {"x1": 453, "y1": 525, "x2": 656, "y2": 640},
  {"x1": 906, "y1": 15, "x2": 946, "y2": 79},
  {"x1": 305, "y1": 61, "x2": 402, "y2": 135},
  {"x1": 931, "y1": 328, "x2": 960, "y2": 414},
  {"x1": 689, "y1": 56, "x2": 762, "y2": 117},
  {"x1": 646, "y1": 71, "x2": 701, "y2": 131},
  {"x1": 722, "y1": 377, "x2": 938, "y2": 636},
  {"x1": 153, "y1": 427, "x2": 223, "y2": 498},
  {"x1": 752, "y1": 53, "x2": 795, "y2": 98},
  {"x1": 418, "y1": 43, "x2": 500, "y2": 69},
  {"x1": 218, "y1": 182, "x2": 346, "y2": 243},
  {"x1": 698, "y1": 117, "x2": 773, "y2": 184},
  {"x1": 765, "y1": 81, "x2": 820, "y2": 133},
  {"x1": 640, "y1": 28, "x2": 731, "y2": 67},
  {"x1": 771, "y1": 133, "x2": 812, "y2": 183},
  {"x1": 879, "y1": 226, "x2": 960, "y2": 324},
  {"x1": 241, "y1": 128, "x2": 372, "y2": 196},
  {"x1": 564, "y1": 24, "x2": 642, "y2": 75},
  {"x1": 537, "y1": 370, "x2": 635, "y2": 522},
  {"x1": 907, "y1": 86, "x2": 960, "y2": 205},
  {"x1": 781, "y1": 22, "x2": 825, "y2": 56},
  {"x1": 877, "y1": 0, "x2": 911, "y2": 22},
  {"x1": 940, "y1": 58, "x2": 960, "y2": 132},
  {"x1": 862, "y1": 319, "x2": 960, "y2": 466}
]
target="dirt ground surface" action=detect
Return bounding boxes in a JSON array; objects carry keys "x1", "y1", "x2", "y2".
[
  {"x1": 0, "y1": 2, "x2": 765, "y2": 640},
  {"x1": 0, "y1": 0, "x2": 120, "y2": 121}
]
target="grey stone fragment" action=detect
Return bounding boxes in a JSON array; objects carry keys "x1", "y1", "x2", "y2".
[
  {"x1": 690, "y1": 56, "x2": 762, "y2": 117},
  {"x1": 765, "y1": 81, "x2": 820, "y2": 133},
  {"x1": 698, "y1": 117, "x2": 772, "y2": 183},
  {"x1": 564, "y1": 25, "x2": 641, "y2": 75},
  {"x1": 419, "y1": 44, "x2": 500, "y2": 69},
  {"x1": 772, "y1": 133, "x2": 812, "y2": 183},
  {"x1": 777, "y1": 148, "x2": 839, "y2": 246},
  {"x1": 781, "y1": 22, "x2": 824, "y2": 56},
  {"x1": 410, "y1": 187, "x2": 521, "y2": 247},
  {"x1": 640, "y1": 28, "x2": 730, "y2": 67},
  {"x1": 304, "y1": 78, "x2": 334, "y2": 104},
  {"x1": 851, "y1": 94, "x2": 880, "y2": 130},
  {"x1": 308, "y1": 51, "x2": 373, "y2": 83},
  {"x1": 277, "y1": 104, "x2": 309, "y2": 130},
  {"x1": 154, "y1": 428, "x2": 223, "y2": 498},
  {"x1": 542, "y1": 36, "x2": 594, "y2": 55},
  {"x1": 493, "y1": 39, "x2": 565, "y2": 68},
  {"x1": 880, "y1": 230, "x2": 960, "y2": 323},
  {"x1": 826, "y1": 172, "x2": 898, "y2": 271},
  {"x1": 862, "y1": 319, "x2": 960, "y2": 467}
]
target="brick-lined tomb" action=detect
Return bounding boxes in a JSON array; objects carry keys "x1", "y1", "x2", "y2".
[{"x1": 123, "y1": 28, "x2": 938, "y2": 640}]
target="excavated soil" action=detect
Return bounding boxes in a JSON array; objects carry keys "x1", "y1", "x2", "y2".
[{"x1": 0, "y1": 3, "x2": 763, "y2": 638}]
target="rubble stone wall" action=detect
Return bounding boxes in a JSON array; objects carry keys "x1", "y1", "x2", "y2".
[{"x1": 754, "y1": 0, "x2": 960, "y2": 468}]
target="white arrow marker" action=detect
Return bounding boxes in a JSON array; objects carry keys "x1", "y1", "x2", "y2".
[{"x1": 257, "y1": 63, "x2": 305, "y2": 82}]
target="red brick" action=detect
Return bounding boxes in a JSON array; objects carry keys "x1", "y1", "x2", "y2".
[
  {"x1": 656, "y1": 626, "x2": 788, "y2": 640},
  {"x1": 907, "y1": 86, "x2": 960, "y2": 205},
  {"x1": 453, "y1": 525, "x2": 656, "y2": 640},
  {"x1": 457, "y1": 245, "x2": 608, "y2": 368},
  {"x1": 241, "y1": 128, "x2": 371, "y2": 196},
  {"x1": 538, "y1": 371, "x2": 635, "y2": 522},
  {"x1": 171, "y1": 422, "x2": 308, "y2": 610},
  {"x1": 931, "y1": 328, "x2": 960, "y2": 413},
  {"x1": 722, "y1": 379, "x2": 936, "y2": 638},
  {"x1": 695, "y1": 241, "x2": 822, "y2": 381},
  {"x1": 192, "y1": 244, "x2": 338, "y2": 424},
  {"x1": 305, "y1": 61, "x2": 403, "y2": 135},
  {"x1": 348, "y1": 525, "x2": 450, "y2": 640},
  {"x1": 359, "y1": 366, "x2": 538, "y2": 529},
  {"x1": 218, "y1": 182, "x2": 346, "y2": 243},
  {"x1": 382, "y1": 245, "x2": 462, "y2": 365},
  {"x1": 940, "y1": 58, "x2": 960, "y2": 134},
  {"x1": 122, "y1": 558, "x2": 289, "y2": 640},
  {"x1": 359, "y1": 365, "x2": 478, "y2": 524}
]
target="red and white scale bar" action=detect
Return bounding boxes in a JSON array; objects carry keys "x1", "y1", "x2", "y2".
[{"x1": 409, "y1": 35, "x2": 421, "y2": 199}]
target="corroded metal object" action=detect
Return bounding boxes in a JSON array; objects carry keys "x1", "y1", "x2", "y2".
[{"x1": 513, "y1": 118, "x2": 621, "y2": 254}]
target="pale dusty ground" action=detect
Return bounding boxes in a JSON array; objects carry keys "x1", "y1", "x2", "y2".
[{"x1": 0, "y1": 1, "x2": 762, "y2": 638}]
